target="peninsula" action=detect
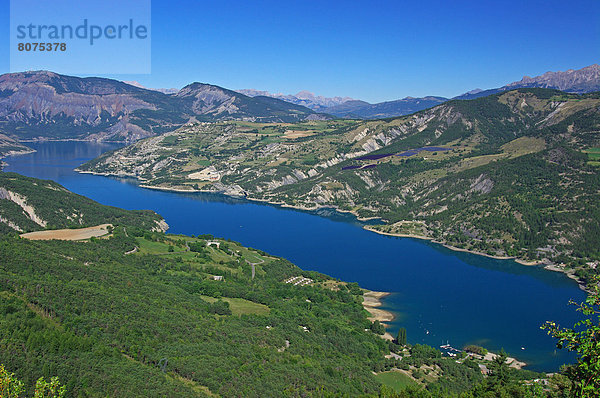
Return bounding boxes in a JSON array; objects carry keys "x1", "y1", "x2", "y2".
[{"x1": 78, "y1": 89, "x2": 600, "y2": 289}]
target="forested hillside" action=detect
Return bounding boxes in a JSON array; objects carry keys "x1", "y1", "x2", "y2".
[
  {"x1": 0, "y1": 228, "x2": 393, "y2": 397},
  {"x1": 0, "y1": 172, "x2": 165, "y2": 234}
]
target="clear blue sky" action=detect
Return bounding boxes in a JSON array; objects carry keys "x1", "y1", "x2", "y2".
[{"x1": 1, "y1": 0, "x2": 598, "y2": 102}]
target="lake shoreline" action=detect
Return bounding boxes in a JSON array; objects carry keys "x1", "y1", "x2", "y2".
[
  {"x1": 0, "y1": 148, "x2": 37, "y2": 163},
  {"x1": 362, "y1": 291, "x2": 394, "y2": 322},
  {"x1": 364, "y1": 225, "x2": 588, "y2": 292},
  {"x1": 72, "y1": 173, "x2": 590, "y2": 292},
  {"x1": 362, "y1": 289, "x2": 529, "y2": 369},
  {"x1": 362, "y1": 290, "x2": 396, "y2": 342},
  {"x1": 19, "y1": 138, "x2": 128, "y2": 144},
  {"x1": 73, "y1": 174, "x2": 590, "y2": 292},
  {"x1": 87, "y1": 178, "x2": 381, "y2": 221}
]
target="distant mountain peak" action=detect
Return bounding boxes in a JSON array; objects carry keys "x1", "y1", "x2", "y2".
[
  {"x1": 465, "y1": 88, "x2": 484, "y2": 95},
  {"x1": 123, "y1": 80, "x2": 145, "y2": 88},
  {"x1": 455, "y1": 64, "x2": 600, "y2": 100},
  {"x1": 504, "y1": 64, "x2": 600, "y2": 93},
  {"x1": 123, "y1": 80, "x2": 179, "y2": 94},
  {"x1": 295, "y1": 90, "x2": 315, "y2": 98},
  {"x1": 236, "y1": 88, "x2": 356, "y2": 111}
]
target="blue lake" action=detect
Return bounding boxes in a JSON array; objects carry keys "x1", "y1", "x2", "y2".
[{"x1": 3, "y1": 141, "x2": 587, "y2": 372}]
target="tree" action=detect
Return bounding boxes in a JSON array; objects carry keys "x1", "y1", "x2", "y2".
[
  {"x1": 209, "y1": 299, "x2": 232, "y2": 315},
  {"x1": 0, "y1": 364, "x2": 25, "y2": 398},
  {"x1": 464, "y1": 350, "x2": 530, "y2": 397},
  {"x1": 464, "y1": 345, "x2": 488, "y2": 356},
  {"x1": 487, "y1": 349, "x2": 510, "y2": 388},
  {"x1": 0, "y1": 365, "x2": 66, "y2": 398},
  {"x1": 542, "y1": 279, "x2": 600, "y2": 397},
  {"x1": 370, "y1": 320, "x2": 385, "y2": 335},
  {"x1": 396, "y1": 327, "x2": 407, "y2": 346},
  {"x1": 34, "y1": 377, "x2": 66, "y2": 398}
]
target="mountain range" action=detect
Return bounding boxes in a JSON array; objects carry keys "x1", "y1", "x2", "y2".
[
  {"x1": 236, "y1": 89, "x2": 450, "y2": 119},
  {"x1": 453, "y1": 64, "x2": 600, "y2": 100},
  {"x1": 0, "y1": 71, "x2": 319, "y2": 142},
  {"x1": 236, "y1": 89, "x2": 354, "y2": 112},
  {"x1": 239, "y1": 64, "x2": 600, "y2": 118},
  {"x1": 321, "y1": 97, "x2": 449, "y2": 119},
  {"x1": 0, "y1": 65, "x2": 598, "y2": 144}
]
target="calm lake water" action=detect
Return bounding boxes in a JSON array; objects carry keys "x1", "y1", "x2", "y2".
[{"x1": 3, "y1": 141, "x2": 587, "y2": 372}]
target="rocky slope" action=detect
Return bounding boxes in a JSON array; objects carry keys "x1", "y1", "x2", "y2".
[
  {"x1": 176, "y1": 83, "x2": 318, "y2": 122},
  {"x1": 0, "y1": 71, "x2": 180, "y2": 142},
  {"x1": 0, "y1": 134, "x2": 34, "y2": 159},
  {"x1": 505, "y1": 64, "x2": 600, "y2": 93}
]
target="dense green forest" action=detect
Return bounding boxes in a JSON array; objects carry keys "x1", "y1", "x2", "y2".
[{"x1": 0, "y1": 220, "x2": 388, "y2": 396}]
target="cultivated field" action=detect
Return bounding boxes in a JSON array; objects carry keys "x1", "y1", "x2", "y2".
[
  {"x1": 375, "y1": 371, "x2": 417, "y2": 392},
  {"x1": 283, "y1": 129, "x2": 316, "y2": 139},
  {"x1": 586, "y1": 147, "x2": 600, "y2": 166},
  {"x1": 20, "y1": 224, "x2": 112, "y2": 241}
]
